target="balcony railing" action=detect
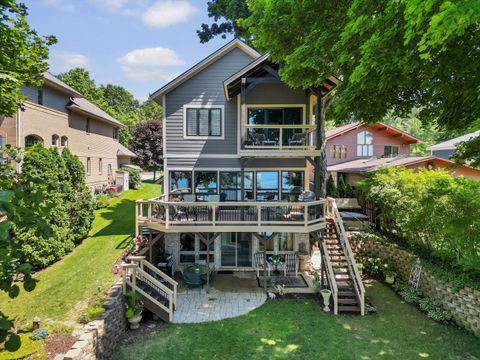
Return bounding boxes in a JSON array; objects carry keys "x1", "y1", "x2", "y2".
[
  {"x1": 242, "y1": 125, "x2": 316, "y2": 151},
  {"x1": 136, "y1": 197, "x2": 325, "y2": 232}
]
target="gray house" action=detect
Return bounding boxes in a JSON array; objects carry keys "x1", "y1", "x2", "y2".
[
  {"x1": 427, "y1": 130, "x2": 480, "y2": 160},
  {"x1": 126, "y1": 40, "x2": 364, "y2": 322}
]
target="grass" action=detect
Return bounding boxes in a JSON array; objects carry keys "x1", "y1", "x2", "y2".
[
  {"x1": 0, "y1": 182, "x2": 161, "y2": 323},
  {"x1": 0, "y1": 333, "x2": 46, "y2": 360},
  {"x1": 112, "y1": 282, "x2": 480, "y2": 360}
]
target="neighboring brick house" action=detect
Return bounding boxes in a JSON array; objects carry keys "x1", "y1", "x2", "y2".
[
  {"x1": 0, "y1": 72, "x2": 136, "y2": 190},
  {"x1": 326, "y1": 122, "x2": 480, "y2": 184}
]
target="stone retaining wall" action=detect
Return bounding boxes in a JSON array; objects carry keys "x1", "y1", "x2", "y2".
[
  {"x1": 349, "y1": 233, "x2": 480, "y2": 338},
  {"x1": 62, "y1": 281, "x2": 126, "y2": 360}
]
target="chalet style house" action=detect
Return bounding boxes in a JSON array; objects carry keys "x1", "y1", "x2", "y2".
[
  {"x1": 127, "y1": 39, "x2": 365, "y2": 323},
  {"x1": 0, "y1": 72, "x2": 136, "y2": 191},
  {"x1": 326, "y1": 123, "x2": 480, "y2": 183}
]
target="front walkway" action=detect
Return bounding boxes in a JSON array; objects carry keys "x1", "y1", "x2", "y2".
[{"x1": 172, "y1": 289, "x2": 267, "y2": 323}]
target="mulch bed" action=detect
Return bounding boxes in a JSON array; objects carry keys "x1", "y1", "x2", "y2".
[
  {"x1": 120, "y1": 317, "x2": 166, "y2": 346},
  {"x1": 44, "y1": 333, "x2": 77, "y2": 360}
]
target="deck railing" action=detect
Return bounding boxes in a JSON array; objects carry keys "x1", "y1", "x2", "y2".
[
  {"x1": 136, "y1": 197, "x2": 325, "y2": 230},
  {"x1": 242, "y1": 125, "x2": 316, "y2": 150}
]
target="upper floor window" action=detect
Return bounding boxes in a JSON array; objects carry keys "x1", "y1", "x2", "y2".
[
  {"x1": 86, "y1": 118, "x2": 91, "y2": 134},
  {"x1": 61, "y1": 136, "x2": 68, "y2": 147},
  {"x1": 37, "y1": 89, "x2": 43, "y2": 105},
  {"x1": 51, "y1": 134, "x2": 59, "y2": 147},
  {"x1": 99, "y1": 158, "x2": 103, "y2": 174},
  {"x1": 0, "y1": 135, "x2": 4, "y2": 147},
  {"x1": 330, "y1": 145, "x2": 347, "y2": 159},
  {"x1": 357, "y1": 131, "x2": 373, "y2": 157},
  {"x1": 247, "y1": 107, "x2": 303, "y2": 125},
  {"x1": 185, "y1": 106, "x2": 223, "y2": 138},
  {"x1": 113, "y1": 128, "x2": 118, "y2": 139},
  {"x1": 86, "y1": 157, "x2": 91, "y2": 175},
  {"x1": 384, "y1": 145, "x2": 400, "y2": 157},
  {"x1": 25, "y1": 135, "x2": 43, "y2": 147}
]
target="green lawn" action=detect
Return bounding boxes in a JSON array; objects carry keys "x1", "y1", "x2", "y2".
[
  {"x1": 113, "y1": 282, "x2": 480, "y2": 360},
  {"x1": 0, "y1": 182, "x2": 161, "y2": 323}
]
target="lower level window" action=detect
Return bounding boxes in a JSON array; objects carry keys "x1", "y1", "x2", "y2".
[
  {"x1": 194, "y1": 171, "x2": 218, "y2": 200},
  {"x1": 170, "y1": 171, "x2": 192, "y2": 193},
  {"x1": 179, "y1": 233, "x2": 216, "y2": 264},
  {"x1": 219, "y1": 171, "x2": 254, "y2": 201},
  {"x1": 281, "y1": 171, "x2": 304, "y2": 200},
  {"x1": 256, "y1": 171, "x2": 279, "y2": 201},
  {"x1": 384, "y1": 145, "x2": 400, "y2": 157}
]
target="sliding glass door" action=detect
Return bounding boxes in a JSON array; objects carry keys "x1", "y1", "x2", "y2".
[{"x1": 220, "y1": 233, "x2": 252, "y2": 267}]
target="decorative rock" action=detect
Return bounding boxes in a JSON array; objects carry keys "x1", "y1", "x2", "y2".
[{"x1": 64, "y1": 348, "x2": 83, "y2": 360}]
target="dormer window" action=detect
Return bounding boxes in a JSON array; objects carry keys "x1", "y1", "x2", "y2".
[{"x1": 357, "y1": 131, "x2": 373, "y2": 157}]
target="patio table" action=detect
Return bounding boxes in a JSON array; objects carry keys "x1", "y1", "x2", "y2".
[
  {"x1": 267, "y1": 256, "x2": 285, "y2": 274},
  {"x1": 183, "y1": 264, "x2": 207, "y2": 286}
]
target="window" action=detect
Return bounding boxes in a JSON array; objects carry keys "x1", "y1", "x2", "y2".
[
  {"x1": 384, "y1": 145, "x2": 400, "y2": 157},
  {"x1": 113, "y1": 128, "x2": 118, "y2": 139},
  {"x1": 99, "y1": 158, "x2": 103, "y2": 174},
  {"x1": 256, "y1": 171, "x2": 279, "y2": 201},
  {"x1": 179, "y1": 233, "x2": 195, "y2": 263},
  {"x1": 25, "y1": 135, "x2": 43, "y2": 147},
  {"x1": 330, "y1": 145, "x2": 347, "y2": 159},
  {"x1": 357, "y1": 131, "x2": 373, "y2": 157},
  {"x1": 0, "y1": 135, "x2": 3, "y2": 147},
  {"x1": 61, "y1": 136, "x2": 68, "y2": 147},
  {"x1": 277, "y1": 233, "x2": 294, "y2": 252},
  {"x1": 185, "y1": 107, "x2": 222, "y2": 137},
  {"x1": 51, "y1": 134, "x2": 59, "y2": 147},
  {"x1": 169, "y1": 171, "x2": 192, "y2": 193},
  {"x1": 86, "y1": 157, "x2": 91, "y2": 175},
  {"x1": 281, "y1": 171, "x2": 304, "y2": 200},
  {"x1": 259, "y1": 233, "x2": 294, "y2": 254},
  {"x1": 194, "y1": 171, "x2": 218, "y2": 200},
  {"x1": 86, "y1": 118, "x2": 91, "y2": 133},
  {"x1": 37, "y1": 89, "x2": 43, "y2": 105},
  {"x1": 219, "y1": 171, "x2": 254, "y2": 201},
  {"x1": 247, "y1": 107, "x2": 302, "y2": 125}
]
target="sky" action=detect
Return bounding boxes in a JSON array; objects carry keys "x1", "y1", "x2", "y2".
[{"x1": 24, "y1": 0, "x2": 233, "y2": 101}]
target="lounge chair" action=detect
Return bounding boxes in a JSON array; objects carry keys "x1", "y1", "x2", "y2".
[{"x1": 288, "y1": 132, "x2": 306, "y2": 146}]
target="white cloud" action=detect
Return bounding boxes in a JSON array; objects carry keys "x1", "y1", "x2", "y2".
[
  {"x1": 44, "y1": 0, "x2": 76, "y2": 12},
  {"x1": 90, "y1": 0, "x2": 128, "y2": 11},
  {"x1": 117, "y1": 47, "x2": 184, "y2": 82},
  {"x1": 142, "y1": 0, "x2": 197, "y2": 28},
  {"x1": 50, "y1": 51, "x2": 90, "y2": 73}
]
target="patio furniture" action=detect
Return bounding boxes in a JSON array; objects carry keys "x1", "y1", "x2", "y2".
[
  {"x1": 267, "y1": 255, "x2": 285, "y2": 274},
  {"x1": 283, "y1": 253, "x2": 299, "y2": 277},
  {"x1": 182, "y1": 264, "x2": 207, "y2": 290},
  {"x1": 254, "y1": 252, "x2": 272, "y2": 277},
  {"x1": 252, "y1": 133, "x2": 278, "y2": 146},
  {"x1": 288, "y1": 132, "x2": 306, "y2": 146}
]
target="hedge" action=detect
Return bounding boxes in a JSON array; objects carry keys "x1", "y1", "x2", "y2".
[{"x1": 358, "y1": 167, "x2": 480, "y2": 271}]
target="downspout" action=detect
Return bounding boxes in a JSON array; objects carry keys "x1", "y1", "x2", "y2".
[{"x1": 16, "y1": 105, "x2": 21, "y2": 172}]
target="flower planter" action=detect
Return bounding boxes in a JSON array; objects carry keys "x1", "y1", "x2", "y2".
[
  {"x1": 127, "y1": 313, "x2": 142, "y2": 330},
  {"x1": 385, "y1": 274, "x2": 395, "y2": 285},
  {"x1": 320, "y1": 289, "x2": 332, "y2": 312}
]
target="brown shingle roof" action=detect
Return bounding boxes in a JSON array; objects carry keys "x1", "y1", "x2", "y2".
[
  {"x1": 326, "y1": 122, "x2": 421, "y2": 144},
  {"x1": 42, "y1": 72, "x2": 82, "y2": 96},
  {"x1": 327, "y1": 156, "x2": 450, "y2": 173},
  {"x1": 67, "y1": 97, "x2": 124, "y2": 127}
]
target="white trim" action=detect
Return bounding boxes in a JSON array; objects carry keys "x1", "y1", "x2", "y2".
[
  {"x1": 427, "y1": 146, "x2": 456, "y2": 151},
  {"x1": 150, "y1": 39, "x2": 260, "y2": 101},
  {"x1": 166, "y1": 153, "x2": 238, "y2": 159},
  {"x1": 237, "y1": 95, "x2": 241, "y2": 155},
  {"x1": 162, "y1": 95, "x2": 167, "y2": 157},
  {"x1": 183, "y1": 104, "x2": 225, "y2": 140}
]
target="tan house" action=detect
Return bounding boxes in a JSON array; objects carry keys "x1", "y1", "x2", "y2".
[{"x1": 0, "y1": 72, "x2": 136, "y2": 190}]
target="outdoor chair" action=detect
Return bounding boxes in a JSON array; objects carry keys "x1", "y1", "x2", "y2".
[
  {"x1": 311, "y1": 250, "x2": 321, "y2": 272},
  {"x1": 254, "y1": 252, "x2": 272, "y2": 277},
  {"x1": 283, "y1": 253, "x2": 299, "y2": 277},
  {"x1": 288, "y1": 132, "x2": 306, "y2": 146}
]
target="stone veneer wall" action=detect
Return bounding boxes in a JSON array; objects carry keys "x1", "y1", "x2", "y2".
[
  {"x1": 349, "y1": 233, "x2": 480, "y2": 338},
  {"x1": 62, "y1": 281, "x2": 126, "y2": 360}
]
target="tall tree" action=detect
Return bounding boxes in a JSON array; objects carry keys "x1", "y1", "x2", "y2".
[
  {"x1": 57, "y1": 68, "x2": 107, "y2": 108},
  {"x1": 129, "y1": 120, "x2": 163, "y2": 180},
  {"x1": 0, "y1": 0, "x2": 56, "y2": 116},
  {"x1": 101, "y1": 84, "x2": 139, "y2": 116},
  {"x1": 197, "y1": 0, "x2": 250, "y2": 43}
]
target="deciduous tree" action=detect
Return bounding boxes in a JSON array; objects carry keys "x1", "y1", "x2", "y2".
[{"x1": 129, "y1": 120, "x2": 163, "y2": 180}]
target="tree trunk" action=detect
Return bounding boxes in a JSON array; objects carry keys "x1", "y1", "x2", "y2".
[
  {"x1": 313, "y1": 88, "x2": 327, "y2": 199},
  {"x1": 153, "y1": 169, "x2": 156, "y2": 181}
]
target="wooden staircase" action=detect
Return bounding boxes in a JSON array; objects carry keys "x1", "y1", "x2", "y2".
[
  {"x1": 122, "y1": 256, "x2": 178, "y2": 323},
  {"x1": 319, "y1": 198, "x2": 365, "y2": 316}
]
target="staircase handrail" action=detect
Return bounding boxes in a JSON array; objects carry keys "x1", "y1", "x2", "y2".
[
  {"x1": 319, "y1": 241, "x2": 339, "y2": 315},
  {"x1": 326, "y1": 197, "x2": 365, "y2": 316}
]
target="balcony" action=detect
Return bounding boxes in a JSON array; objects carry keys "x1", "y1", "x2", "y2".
[
  {"x1": 240, "y1": 125, "x2": 318, "y2": 157},
  {"x1": 136, "y1": 197, "x2": 326, "y2": 233}
]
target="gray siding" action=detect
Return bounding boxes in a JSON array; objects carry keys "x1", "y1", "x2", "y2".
[
  {"x1": 167, "y1": 157, "x2": 305, "y2": 169},
  {"x1": 165, "y1": 47, "x2": 255, "y2": 155},
  {"x1": 432, "y1": 149, "x2": 454, "y2": 160},
  {"x1": 21, "y1": 85, "x2": 69, "y2": 113},
  {"x1": 20, "y1": 85, "x2": 39, "y2": 103}
]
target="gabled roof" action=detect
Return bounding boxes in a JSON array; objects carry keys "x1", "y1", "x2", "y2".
[
  {"x1": 326, "y1": 122, "x2": 421, "y2": 144},
  {"x1": 149, "y1": 39, "x2": 261, "y2": 102},
  {"x1": 327, "y1": 155, "x2": 455, "y2": 173},
  {"x1": 67, "y1": 97, "x2": 124, "y2": 128},
  {"x1": 427, "y1": 130, "x2": 480, "y2": 151},
  {"x1": 42, "y1": 72, "x2": 82, "y2": 97},
  {"x1": 117, "y1": 143, "x2": 136, "y2": 157}
]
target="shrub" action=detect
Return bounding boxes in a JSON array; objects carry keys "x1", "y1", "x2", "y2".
[
  {"x1": 94, "y1": 194, "x2": 109, "y2": 209},
  {"x1": 81, "y1": 293, "x2": 107, "y2": 323},
  {"x1": 30, "y1": 328, "x2": 49, "y2": 341},
  {"x1": 358, "y1": 167, "x2": 480, "y2": 271},
  {"x1": 326, "y1": 173, "x2": 338, "y2": 197},
  {"x1": 419, "y1": 298, "x2": 452, "y2": 323},
  {"x1": 337, "y1": 175, "x2": 354, "y2": 198},
  {"x1": 121, "y1": 166, "x2": 141, "y2": 189}
]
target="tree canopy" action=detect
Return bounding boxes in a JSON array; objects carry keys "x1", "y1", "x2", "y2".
[
  {"x1": 129, "y1": 120, "x2": 163, "y2": 179},
  {"x1": 0, "y1": 0, "x2": 56, "y2": 116}
]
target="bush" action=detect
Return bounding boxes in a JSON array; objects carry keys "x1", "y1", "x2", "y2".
[
  {"x1": 419, "y1": 298, "x2": 452, "y2": 323},
  {"x1": 121, "y1": 166, "x2": 141, "y2": 189},
  {"x1": 30, "y1": 328, "x2": 49, "y2": 341},
  {"x1": 326, "y1": 173, "x2": 338, "y2": 197},
  {"x1": 81, "y1": 293, "x2": 107, "y2": 323},
  {"x1": 94, "y1": 194, "x2": 109, "y2": 209},
  {"x1": 358, "y1": 167, "x2": 480, "y2": 271}
]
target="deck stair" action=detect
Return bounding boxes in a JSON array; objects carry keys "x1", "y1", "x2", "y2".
[
  {"x1": 322, "y1": 198, "x2": 365, "y2": 315},
  {"x1": 122, "y1": 256, "x2": 178, "y2": 323}
]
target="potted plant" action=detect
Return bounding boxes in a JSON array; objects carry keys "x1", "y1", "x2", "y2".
[
  {"x1": 384, "y1": 270, "x2": 397, "y2": 285},
  {"x1": 320, "y1": 288, "x2": 332, "y2": 312},
  {"x1": 125, "y1": 291, "x2": 144, "y2": 329}
]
